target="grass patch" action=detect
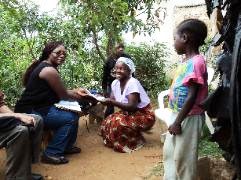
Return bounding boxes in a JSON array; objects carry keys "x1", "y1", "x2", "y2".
[
  {"x1": 198, "y1": 137, "x2": 223, "y2": 157},
  {"x1": 143, "y1": 161, "x2": 163, "y2": 180},
  {"x1": 198, "y1": 124, "x2": 223, "y2": 157}
]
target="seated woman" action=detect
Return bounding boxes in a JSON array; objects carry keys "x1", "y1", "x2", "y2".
[
  {"x1": 100, "y1": 57, "x2": 155, "y2": 153},
  {"x1": 15, "y1": 41, "x2": 91, "y2": 165}
]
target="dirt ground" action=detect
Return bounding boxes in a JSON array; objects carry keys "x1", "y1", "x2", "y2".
[{"x1": 0, "y1": 116, "x2": 164, "y2": 180}]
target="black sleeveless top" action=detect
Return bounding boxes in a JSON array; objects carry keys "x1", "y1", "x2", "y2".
[{"x1": 15, "y1": 62, "x2": 59, "y2": 113}]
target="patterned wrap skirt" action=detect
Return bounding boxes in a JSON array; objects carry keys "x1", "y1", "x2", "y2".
[{"x1": 100, "y1": 104, "x2": 155, "y2": 153}]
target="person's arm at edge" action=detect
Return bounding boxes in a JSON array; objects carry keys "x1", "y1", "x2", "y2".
[{"x1": 0, "y1": 105, "x2": 35, "y2": 125}]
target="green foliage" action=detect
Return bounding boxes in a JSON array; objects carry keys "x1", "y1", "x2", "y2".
[
  {"x1": 0, "y1": 0, "x2": 169, "y2": 108},
  {"x1": 198, "y1": 125, "x2": 223, "y2": 157},
  {"x1": 59, "y1": 48, "x2": 103, "y2": 91},
  {"x1": 200, "y1": 38, "x2": 212, "y2": 54},
  {"x1": 200, "y1": 37, "x2": 216, "y2": 68},
  {"x1": 60, "y1": 0, "x2": 164, "y2": 57},
  {"x1": 127, "y1": 43, "x2": 169, "y2": 100},
  {"x1": 0, "y1": 38, "x2": 32, "y2": 107}
]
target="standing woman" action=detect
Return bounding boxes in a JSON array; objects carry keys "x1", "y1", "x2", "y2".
[
  {"x1": 15, "y1": 41, "x2": 87, "y2": 164},
  {"x1": 100, "y1": 57, "x2": 155, "y2": 153}
]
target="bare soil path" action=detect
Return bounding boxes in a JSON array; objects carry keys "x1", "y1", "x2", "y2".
[{"x1": 0, "y1": 116, "x2": 164, "y2": 180}]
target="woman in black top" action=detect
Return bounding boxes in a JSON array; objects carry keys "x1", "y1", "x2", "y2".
[{"x1": 15, "y1": 41, "x2": 89, "y2": 165}]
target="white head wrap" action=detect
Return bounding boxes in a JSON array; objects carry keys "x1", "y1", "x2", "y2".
[{"x1": 116, "y1": 57, "x2": 135, "y2": 76}]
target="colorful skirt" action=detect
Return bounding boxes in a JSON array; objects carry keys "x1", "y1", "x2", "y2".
[{"x1": 100, "y1": 104, "x2": 155, "y2": 153}]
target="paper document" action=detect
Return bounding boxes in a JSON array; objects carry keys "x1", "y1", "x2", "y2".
[
  {"x1": 85, "y1": 89, "x2": 105, "y2": 102},
  {"x1": 55, "y1": 100, "x2": 82, "y2": 113}
]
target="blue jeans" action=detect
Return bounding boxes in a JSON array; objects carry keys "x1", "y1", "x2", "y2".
[{"x1": 33, "y1": 106, "x2": 79, "y2": 157}]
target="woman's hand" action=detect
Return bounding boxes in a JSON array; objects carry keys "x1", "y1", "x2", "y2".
[
  {"x1": 68, "y1": 88, "x2": 91, "y2": 99},
  {"x1": 75, "y1": 88, "x2": 90, "y2": 96},
  {"x1": 74, "y1": 88, "x2": 98, "y2": 104},
  {"x1": 100, "y1": 98, "x2": 113, "y2": 106},
  {"x1": 168, "y1": 122, "x2": 182, "y2": 135},
  {"x1": 66, "y1": 89, "x2": 84, "y2": 99},
  {"x1": 15, "y1": 113, "x2": 35, "y2": 126}
]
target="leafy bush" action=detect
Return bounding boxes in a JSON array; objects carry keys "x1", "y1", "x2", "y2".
[
  {"x1": 59, "y1": 48, "x2": 103, "y2": 91},
  {"x1": 0, "y1": 38, "x2": 33, "y2": 107},
  {"x1": 126, "y1": 43, "x2": 170, "y2": 100}
]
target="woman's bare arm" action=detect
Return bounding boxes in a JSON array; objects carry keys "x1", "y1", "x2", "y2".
[{"x1": 39, "y1": 67, "x2": 83, "y2": 100}]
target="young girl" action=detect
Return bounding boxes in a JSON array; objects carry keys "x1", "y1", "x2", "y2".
[
  {"x1": 163, "y1": 19, "x2": 208, "y2": 180},
  {"x1": 100, "y1": 57, "x2": 155, "y2": 153}
]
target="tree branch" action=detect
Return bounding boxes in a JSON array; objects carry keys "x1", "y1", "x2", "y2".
[
  {"x1": 106, "y1": 30, "x2": 115, "y2": 57},
  {"x1": 91, "y1": 28, "x2": 105, "y2": 62},
  {"x1": 21, "y1": 27, "x2": 36, "y2": 60}
]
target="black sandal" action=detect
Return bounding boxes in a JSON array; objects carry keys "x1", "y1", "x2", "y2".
[
  {"x1": 41, "y1": 154, "x2": 69, "y2": 165},
  {"x1": 64, "y1": 146, "x2": 81, "y2": 155}
]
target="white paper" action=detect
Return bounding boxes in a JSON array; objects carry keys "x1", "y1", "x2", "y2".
[
  {"x1": 85, "y1": 89, "x2": 105, "y2": 102},
  {"x1": 55, "y1": 100, "x2": 82, "y2": 112}
]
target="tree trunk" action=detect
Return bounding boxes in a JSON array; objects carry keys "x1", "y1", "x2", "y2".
[{"x1": 106, "y1": 31, "x2": 115, "y2": 58}]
